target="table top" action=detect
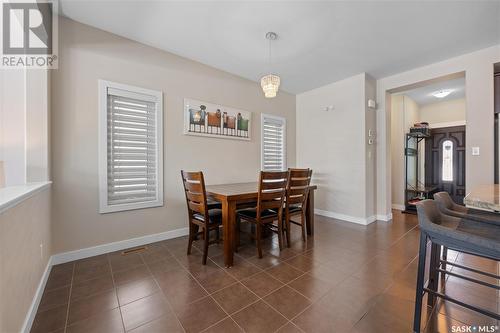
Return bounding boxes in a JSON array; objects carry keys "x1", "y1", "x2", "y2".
[
  {"x1": 206, "y1": 182, "x2": 317, "y2": 201},
  {"x1": 464, "y1": 184, "x2": 500, "y2": 211}
]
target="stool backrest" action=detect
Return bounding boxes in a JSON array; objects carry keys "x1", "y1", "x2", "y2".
[
  {"x1": 181, "y1": 170, "x2": 209, "y2": 222},
  {"x1": 257, "y1": 171, "x2": 289, "y2": 220},
  {"x1": 434, "y1": 191, "x2": 468, "y2": 214}
]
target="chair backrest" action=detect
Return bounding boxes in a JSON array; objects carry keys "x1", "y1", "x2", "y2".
[
  {"x1": 286, "y1": 168, "x2": 312, "y2": 211},
  {"x1": 181, "y1": 170, "x2": 209, "y2": 222},
  {"x1": 256, "y1": 171, "x2": 289, "y2": 220}
]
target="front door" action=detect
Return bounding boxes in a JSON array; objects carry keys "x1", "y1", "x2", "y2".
[{"x1": 425, "y1": 126, "x2": 466, "y2": 204}]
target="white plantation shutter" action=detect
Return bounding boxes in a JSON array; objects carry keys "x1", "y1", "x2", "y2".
[
  {"x1": 99, "y1": 81, "x2": 163, "y2": 213},
  {"x1": 261, "y1": 114, "x2": 286, "y2": 171}
]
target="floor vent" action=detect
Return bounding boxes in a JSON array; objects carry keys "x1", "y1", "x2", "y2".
[{"x1": 121, "y1": 246, "x2": 147, "y2": 255}]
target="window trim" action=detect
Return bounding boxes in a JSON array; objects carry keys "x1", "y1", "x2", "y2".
[
  {"x1": 98, "y1": 80, "x2": 164, "y2": 213},
  {"x1": 261, "y1": 113, "x2": 286, "y2": 171}
]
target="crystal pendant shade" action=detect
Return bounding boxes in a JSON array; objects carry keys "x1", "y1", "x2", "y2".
[{"x1": 260, "y1": 74, "x2": 280, "y2": 98}]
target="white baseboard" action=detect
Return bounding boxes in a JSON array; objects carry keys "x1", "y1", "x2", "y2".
[
  {"x1": 21, "y1": 257, "x2": 53, "y2": 333},
  {"x1": 392, "y1": 204, "x2": 405, "y2": 211},
  {"x1": 52, "y1": 227, "x2": 189, "y2": 265},
  {"x1": 315, "y1": 209, "x2": 377, "y2": 225}
]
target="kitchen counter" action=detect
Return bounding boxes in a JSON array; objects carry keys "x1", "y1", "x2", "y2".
[{"x1": 463, "y1": 184, "x2": 500, "y2": 212}]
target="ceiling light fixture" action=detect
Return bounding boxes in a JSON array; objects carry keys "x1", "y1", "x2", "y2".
[
  {"x1": 432, "y1": 89, "x2": 453, "y2": 98},
  {"x1": 261, "y1": 32, "x2": 280, "y2": 98}
]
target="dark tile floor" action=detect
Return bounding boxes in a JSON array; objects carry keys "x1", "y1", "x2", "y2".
[{"x1": 31, "y1": 211, "x2": 499, "y2": 333}]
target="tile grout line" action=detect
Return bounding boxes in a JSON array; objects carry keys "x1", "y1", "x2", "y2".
[
  {"x1": 106, "y1": 252, "x2": 126, "y2": 333},
  {"x1": 62, "y1": 263, "x2": 75, "y2": 333},
  {"x1": 169, "y1": 246, "x2": 247, "y2": 333},
  {"x1": 140, "y1": 245, "x2": 187, "y2": 333}
]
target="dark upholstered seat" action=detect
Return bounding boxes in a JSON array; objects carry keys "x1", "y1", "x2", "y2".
[
  {"x1": 193, "y1": 208, "x2": 222, "y2": 224},
  {"x1": 237, "y1": 208, "x2": 277, "y2": 219}
]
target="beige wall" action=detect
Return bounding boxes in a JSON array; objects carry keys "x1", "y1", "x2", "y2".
[
  {"x1": 0, "y1": 187, "x2": 52, "y2": 333},
  {"x1": 296, "y1": 73, "x2": 375, "y2": 223},
  {"x1": 390, "y1": 95, "x2": 420, "y2": 208},
  {"x1": 419, "y1": 98, "x2": 466, "y2": 126},
  {"x1": 377, "y1": 45, "x2": 500, "y2": 216},
  {"x1": 51, "y1": 18, "x2": 296, "y2": 253}
]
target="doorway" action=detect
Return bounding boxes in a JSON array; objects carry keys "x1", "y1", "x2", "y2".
[
  {"x1": 425, "y1": 126, "x2": 466, "y2": 204},
  {"x1": 388, "y1": 73, "x2": 467, "y2": 213}
]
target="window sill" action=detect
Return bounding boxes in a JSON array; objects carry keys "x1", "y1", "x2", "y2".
[{"x1": 0, "y1": 181, "x2": 52, "y2": 214}]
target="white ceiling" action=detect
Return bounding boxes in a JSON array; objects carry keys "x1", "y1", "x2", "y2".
[
  {"x1": 58, "y1": 1, "x2": 500, "y2": 94},
  {"x1": 396, "y1": 77, "x2": 465, "y2": 106}
]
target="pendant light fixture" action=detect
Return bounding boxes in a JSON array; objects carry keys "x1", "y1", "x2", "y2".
[{"x1": 261, "y1": 32, "x2": 280, "y2": 98}]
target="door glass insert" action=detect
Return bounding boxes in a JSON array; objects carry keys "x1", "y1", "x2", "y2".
[{"x1": 442, "y1": 140, "x2": 453, "y2": 181}]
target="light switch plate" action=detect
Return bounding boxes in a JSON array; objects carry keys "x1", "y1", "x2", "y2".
[{"x1": 472, "y1": 147, "x2": 480, "y2": 156}]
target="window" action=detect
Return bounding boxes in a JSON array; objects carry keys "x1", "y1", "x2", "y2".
[
  {"x1": 98, "y1": 80, "x2": 163, "y2": 213},
  {"x1": 261, "y1": 114, "x2": 286, "y2": 171},
  {"x1": 442, "y1": 140, "x2": 453, "y2": 182}
]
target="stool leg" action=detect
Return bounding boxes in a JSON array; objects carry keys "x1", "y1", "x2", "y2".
[
  {"x1": 413, "y1": 232, "x2": 428, "y2": 333},
  {"x1": 441, "y1": 246, "x2": 448, "y2": 271},
  {"x1": 428, "y1": 243, "x2": 440, "y2": 307}
]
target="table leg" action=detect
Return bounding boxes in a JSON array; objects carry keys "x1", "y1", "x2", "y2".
[
  {"x1": 222, "y1": 199, "x2": 235, "y2": 267},
  {"x1": 306, "y1": 190, "x2": 315, "y2": 236}
]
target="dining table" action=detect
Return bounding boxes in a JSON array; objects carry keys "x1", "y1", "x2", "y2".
[{"x1": 205, "y1": 182, "x2": 317, "y2": 267}]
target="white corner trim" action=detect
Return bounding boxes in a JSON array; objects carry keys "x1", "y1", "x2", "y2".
[
  {"x1": 392, "y1": 204, "x2": 406, "y2": 211},
  {"x1": 314, "y1": 209, "x2": 377, "y2": 225},
  {"x1": 0, "y1": 181, "x2": 52, "y2": 214},
  {"x1": 376, "y1": 213, "x2": 393, "y2": 222},
  {"x1": 52, "y1": 227, "x2": 189, "y2": 265},
  {"x1": 21, "y1": 257, "x2": 53, "y2": 333}
]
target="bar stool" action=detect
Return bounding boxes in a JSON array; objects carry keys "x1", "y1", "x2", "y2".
[{"x1": 413, "y1": 200, "x2": 500, "y2": 332}]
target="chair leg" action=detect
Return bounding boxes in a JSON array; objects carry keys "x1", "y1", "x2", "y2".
[
  {"x1": 413, "y1": 232, "x2": 428, "y2": 333},
  {"x1": 187, "y1": 222, "x2": 194, "y2": 255},
  {"x1": 277, "y1": 219, "x2": 284, "y2": 251},
  {"x1": 256, "y1": 222, "x2": 263, "y2": 258},
  {"x1": 215, "y1": 226, "x2": 220, "y2": 244},
  {"x1": 301, "y1": 214, "x2": 307, "y2": 242},
  {"x1": 234, "y1": 217, "x2": 240, "y2": 253},
  {"x1": 427, "y1": 243, "x2": 440, "y2": 307},
  {"x1": 202, "y1": 228, "x2": 209, "y2": 265},
  {"x1": 285, "y1": 213, "x2": 291, "y2": 248}
]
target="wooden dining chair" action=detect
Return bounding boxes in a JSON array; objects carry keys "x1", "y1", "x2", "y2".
[
  {"x1": 284, "y1": 168, "x2": 312, "y2": 246},
  {"x1": 236, "y1": 171, "x2": 289, "y2": 258},
  {"x1": 181, "y1": 170, "x2": 222, "y2": 265}
]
